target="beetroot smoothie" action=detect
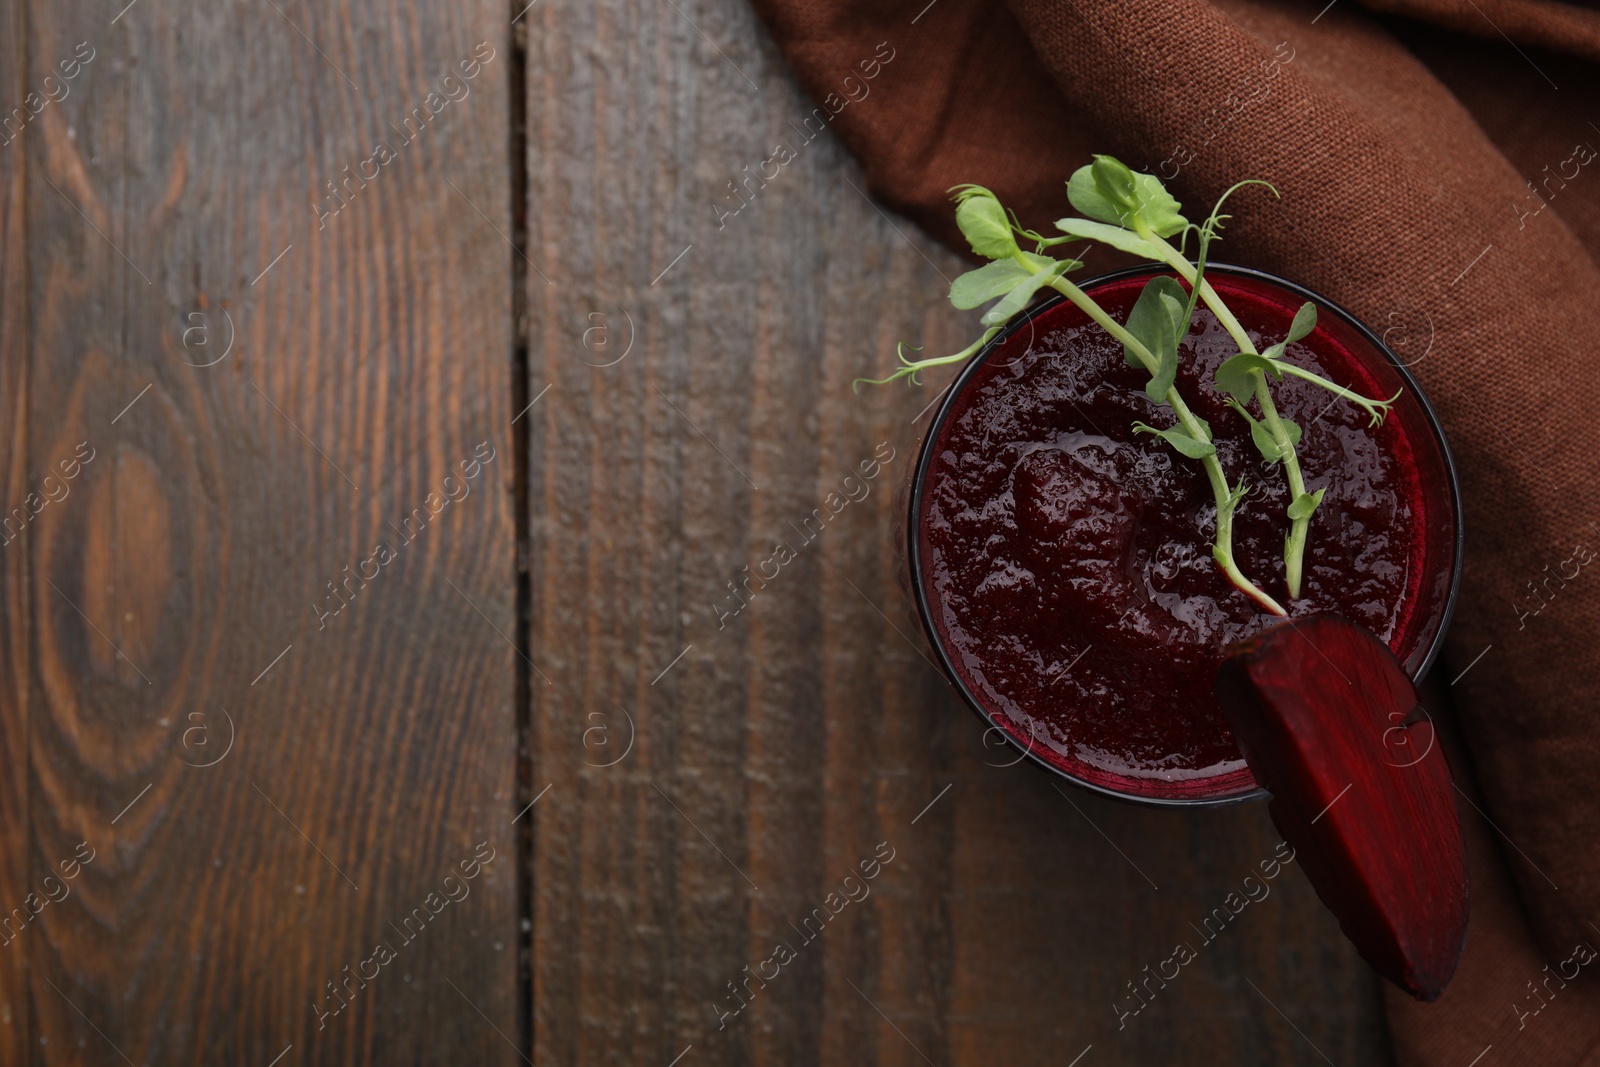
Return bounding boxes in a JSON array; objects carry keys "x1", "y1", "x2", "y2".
[{"x1": 910, "y1": 267, "x2": 1459, "y2": 803}]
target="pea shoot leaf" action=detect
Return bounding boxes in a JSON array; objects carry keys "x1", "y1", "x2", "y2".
[
  {"x1": 1280, "y1": 417, "x2": 1303, "y2": 448},
  {"x1": 1128, "y1": 172, "x2": 1188, "y2": 237},
  {"x1": 1247, "y1": 415, "x2": 1301, "y2": 462},
  {"x1": 1214, "y1": 352, "x2": 1284, "y2": 400},
  {"x1": 1066, "y1": 155, "x2": 1187, "y2": 238},
  {"x1": 1094, "y1": 155, "x2": 1137, "y2": 207},
  {"x1": 1287, "y1": 487, "x2": 1326, "y2": 521},
  {"x1": 979, "y1": 259, "x2": 1072, "y2": 326},
  {"x1": 1133, "y1": 421, "x2": 1216, "y2": 458},
  {"x1": 1065, "y1": 166, "x2": 1123, "y2": 228},
  {"x1": 1125, "y1": 276, "x2": 1189, "y2": 400},
  {"x1": 1052, "y1": 218, "x2": 1161, "y2": 258},
  {"x1": 954, "y1": 191, "x2": 1019, "y2": 260},
  {"x1": 1249, "y1": 418, "x2": 1280, "y2": 462},
  {"x1": 949, "y1": 257, "x2": 1051, "y2": 310},
  {"x1": 1288, "y1": 301, "x2": 1318, "y2": 344}
]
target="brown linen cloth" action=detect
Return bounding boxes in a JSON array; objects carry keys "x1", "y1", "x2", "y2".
[{"x1": 746, "y1": 0, "x2": 1600, "y2": 1061}]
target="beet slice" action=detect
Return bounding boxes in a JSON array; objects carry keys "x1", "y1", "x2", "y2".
[{"x1": 1215, "y1": 613, "x2": 1468, "y2": 1000}]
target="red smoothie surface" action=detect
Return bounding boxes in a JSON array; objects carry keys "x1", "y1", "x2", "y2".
[{"x1": 916, "y1": 270, "x2": 1441, "y2": 801}]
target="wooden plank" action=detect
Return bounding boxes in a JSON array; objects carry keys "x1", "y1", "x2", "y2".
[
  {"x1": 0, "y1": 0, "x2": 34, "y2": 1062},
  {"x1": 12, "y1": 0, "x2": 519, "y2": 1063},
  {"x1": 526, "y1": 1, "x2": 1392, "y2": 1064}
]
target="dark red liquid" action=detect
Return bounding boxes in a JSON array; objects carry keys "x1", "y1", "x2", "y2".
[{"x1": 916, "y1": 271, "x2": 1443, "y2": 801}]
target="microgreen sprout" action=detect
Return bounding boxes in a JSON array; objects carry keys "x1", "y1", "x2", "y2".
[{"x1": 861, "y1": 155, "x2": 1402, "y2": 615}]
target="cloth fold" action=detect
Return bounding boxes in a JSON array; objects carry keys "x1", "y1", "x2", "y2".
[{"x1": 747, "y1": 0, "x2": 1600, "y2": 1061}]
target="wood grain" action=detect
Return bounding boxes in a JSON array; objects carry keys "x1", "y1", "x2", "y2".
[
  {"x1": 4, "y1": 0, "x2": 520, "y2": 1063},
  {"x1": 524, "y1": 0, "x2": 1395, "y2": 1064}
]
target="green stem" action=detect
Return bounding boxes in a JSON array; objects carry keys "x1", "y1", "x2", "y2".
[
  {"x1": 1274, "y1": 364, "x2": 1400, "y2": 426},
  {"x1": 1251, "y1": 382, "x2": 1309, "y2": 598},
  {"x1": 1145, "y1": 238, "x2": 1312, "y2": 599},
  {"x1": 1035, "y1": 264, "x2": 1286, "y2": 616},
  {"x1": 852, "y1": 329, "x2": 1000, "y2": 389},
  {"x1": 1212, "y1": 488, "x2": 1282, "y2": 616}
]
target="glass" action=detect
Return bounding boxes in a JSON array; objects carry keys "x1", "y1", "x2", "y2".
[{"x1": 904, "y1": 265, "x2": 1463, "y2": 807}]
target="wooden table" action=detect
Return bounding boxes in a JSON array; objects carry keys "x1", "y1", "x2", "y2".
[{"x1": 0, "y1": 0, "x2": 1392, "y2": 1062}]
